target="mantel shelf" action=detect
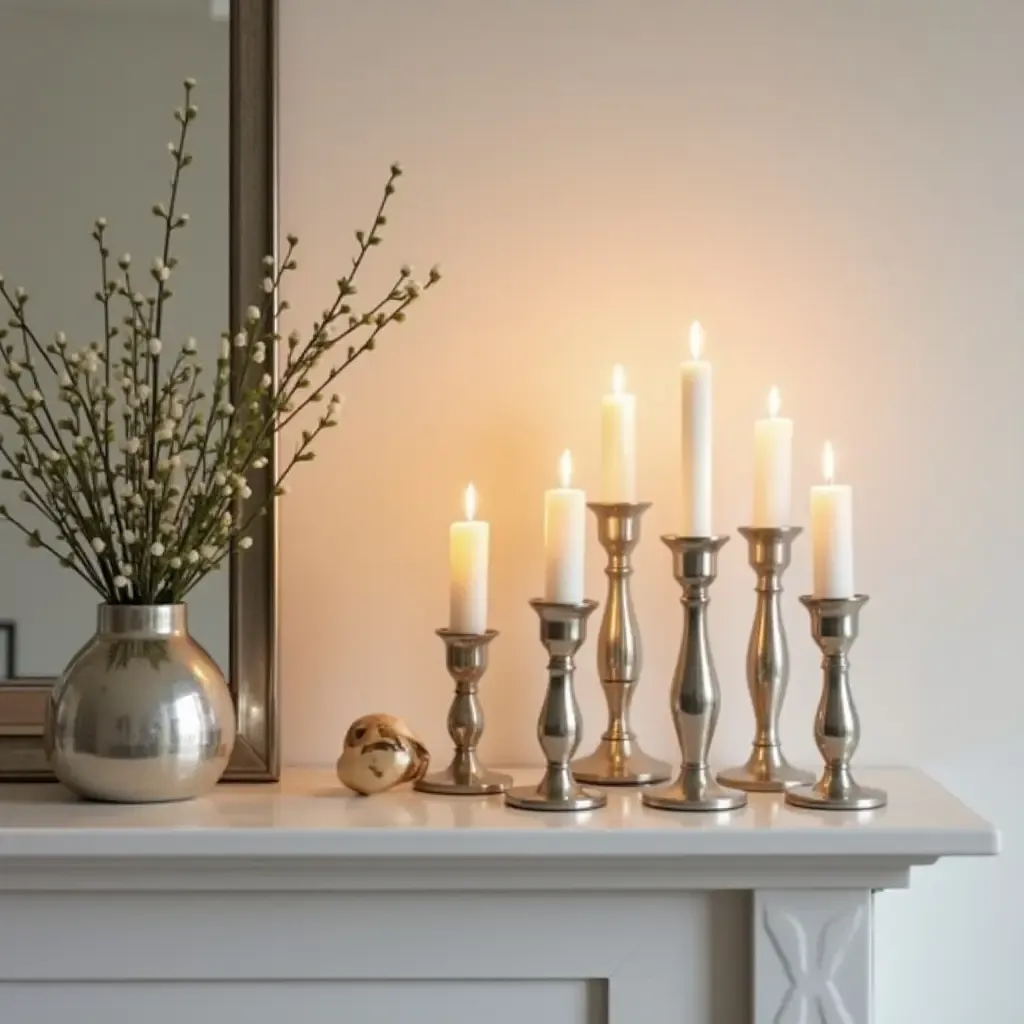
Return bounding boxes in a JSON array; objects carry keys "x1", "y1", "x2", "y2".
[{"x1": 0, "y1": 766, "x2": 997, "y2": 865}]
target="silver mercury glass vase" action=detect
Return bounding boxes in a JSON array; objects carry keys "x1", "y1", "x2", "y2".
[{"x1": 45, "y1": 604, "x2": 236, "y2": 803}]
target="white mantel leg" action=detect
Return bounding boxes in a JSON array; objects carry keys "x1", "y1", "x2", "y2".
[{"x1": 754, "y1": 889, "x2": 873, "y2": 1024}]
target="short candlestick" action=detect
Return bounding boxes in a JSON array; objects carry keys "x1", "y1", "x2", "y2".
[
  {"x1": 785, "y1": 595, "x2": 886, "y2": 811},
  {"x1": 415, "y1": 629, "x2": 511, "y2": 796},
  {"x1": 505, "y1": 599, "x2": 606, "y2": 813},
  {"x1": 718, "y1": 526, "x2": 814, "y2": 793}
]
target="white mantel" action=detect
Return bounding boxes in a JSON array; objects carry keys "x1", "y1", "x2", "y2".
[{"x1": 0, "y1": 768, "x2": 997, "y2": 1024}]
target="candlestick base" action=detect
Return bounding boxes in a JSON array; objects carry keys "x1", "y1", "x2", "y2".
[
  {"x1": 642, "y1": 765, "x2": 748, "y2": 812},
  {"x1": 786, "y1": 769, "x2": 887, "y2": 811},
  {"x1": 415, "y1": 629, "x2": 511, "y2": 797},
  {"x1": 572, "y1": 740, "x2": 672, "y2": 787},
  {"x1": 505, "y1": 765, "x2": 607, "y2": 813},
  {"x1": 717, "y1": 747, "x2": 815, "y2": 793}
]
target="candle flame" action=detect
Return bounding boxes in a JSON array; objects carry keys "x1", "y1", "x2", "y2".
[
  {"x1": 768, "y1": 387, "x2": 781, "y2": 418},
  {"x1": 688, "y1": 321, "x2": 704, "y2": 360},
  {"x1": 611, "y1": 363, "x2": 626, "y2": 395},
  {"x1": 559, "y1": 449, "x2": 573, "y2": 488},
  {"x1": 822, "y1": 442, "x2": 835, "y2": 485},
  {"x1": 463, "y1": 482, "x2": 477, "y2": 522}
]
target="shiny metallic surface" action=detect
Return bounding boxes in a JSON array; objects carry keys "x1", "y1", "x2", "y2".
[
  {"x1": 416, "y1": 629, "x2": 512, "y2": 796},
  {"x1": 572, "y1": 503, "x2": 671, "y2": 787},
  {"x1": 786, "y1": 595, "x2": 887, "y2": 812},
  {"x1": 506, "y1": 599, "x2": 607, "y2": 812},
  {"x1": 718, "y1": 526, "x2": 814, "y2": 793},
  {"x1": 45, "y1": 605, "x2": 236, "y2": 803},
  {"x1": 642, "y1": 536, "x2": 747, "y2": 813}
]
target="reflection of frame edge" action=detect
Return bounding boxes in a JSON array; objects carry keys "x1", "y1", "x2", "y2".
[
  {"x1": 0, "y1": 621, "x2": 16, "y2": 678},
  {"x1": 0, "y1": 0, "x2": 281, "y2": 782}
]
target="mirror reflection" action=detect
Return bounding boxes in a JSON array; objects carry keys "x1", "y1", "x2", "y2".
[{"x1": 0, "y1": 0, "x2": 230, "y2": 676}]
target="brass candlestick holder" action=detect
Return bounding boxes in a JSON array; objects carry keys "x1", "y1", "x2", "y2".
[
  {"x1": 572, "y1": 502, "x2": 671, "y2": 786},
  {"x1": 785, "y1": 595, "x2": 887, "y2": 811},
  {"x1": 718, "y1": 526, "x2": 814, "y2": 793},
  {"x1": 506, "y1": 599, "x2": 606, "y2": 812},
  {"x1": 643, "y1": 536, "x2": 747, "y2": 813},
  {"x1": 415, "y1": 629, "x2": 512, "y2": 796}
]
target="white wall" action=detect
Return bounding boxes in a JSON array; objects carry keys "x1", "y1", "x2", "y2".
[
  {"x1": 0, "y1": 7, "x2": 229, "y2": 672},
  {"x1": 278, "y1": 2, "x2": 1022, "y2": 1019}
]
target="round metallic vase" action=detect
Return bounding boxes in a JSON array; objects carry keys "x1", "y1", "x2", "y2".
[{"x1": 45, "y1": 604, "x2": 236, "y2": 804}]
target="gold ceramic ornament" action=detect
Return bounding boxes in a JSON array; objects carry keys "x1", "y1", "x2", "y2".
[{"x1": 336, "y1": 713, "x2": 430, "y2": 795}]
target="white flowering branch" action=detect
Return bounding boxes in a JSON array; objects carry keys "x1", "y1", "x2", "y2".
[{"x1": 0, "y1": 78, "x2": 440, "y2": 605}]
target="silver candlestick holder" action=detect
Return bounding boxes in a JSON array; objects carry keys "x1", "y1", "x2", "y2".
[
  {"x1": 572, "y1": 503, "x2": 671, "y2": 787},
  {"x1": 415, "y1": 629, "x2": 512, "y2": 796},
  {"x1": 643, "y1": 536, "x2": 747, "y2": 813},
  {"x1": 506, "y1": 599, "x2": 606, "y2": 812},
  {"x1": 718, "y1": 526, "x2": 814, "y2": 793},
  {"x1": 785, "y1": 595, "x2": 887, "y2": 811}
]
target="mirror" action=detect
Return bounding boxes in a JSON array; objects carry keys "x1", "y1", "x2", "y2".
[{"x1": 0, "y1": 0, "x2": 278, "y2": 780}]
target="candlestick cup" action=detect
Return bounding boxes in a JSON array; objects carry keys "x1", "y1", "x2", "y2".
[
  {"x1": 506, "y1": 599, "x2": 606, "y2": 812},
  {"x1": 415, "y1": 629, "x2": 511, "y2": 796},
  {"x1": 785, "y1": 595, "x2": 886, "y2": 811},
  {"x1": 643, "y1": 536, "x2": 747, "y2": 813},
  {"x1": 572, "y1": 503, "x2": 671, "y2": 786},
  {"x1": 718, "y1": 526, "x2": 813, "y2": 793}
]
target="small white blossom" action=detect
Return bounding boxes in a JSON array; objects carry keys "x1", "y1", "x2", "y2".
[
  {"x1": 169, "y1": 556, "x2": 182, "y2": 569},
  {"x1": 169, "y1": 453, "x2": 182, "y2": 469},
  {"x1": 241, "y1": 485, "x2": 252, "y2": 500},
  {"x1": 216, "y1": 400, "x2": 234, "y2": 416},
  {"x1": 131, "y1": 493, "x2": 144, "y2": 508},
  {"x1": 95, "y1": 217, "x2": 107, "y2": 229},
  {"x1": 113, "y1": 575, "x2": 129, "y2": 589},
  {"x1": 233, "y1": 332, "x2": 247, "y2": 348},
  {"x1": 183, "y1": 336, "x2": 198, "y2": 354},
  {"x1": 123, "y1": 529, "x2": 137, "y2": 544},
  {"x1": 137, "y1": 384, "x2": 151, "y2": 401},
  {"x1": 144, "y1": 479, "x2": 158, "y2": 492},
  {"x1": 262, "y1": 277, "x2": 273, "y2": 294},
  {"x1": 262, "y1": 255, "x2": 274, "y2": 268},
  {"x1": 221, "y1": 484, "x2": 232, "y2": 497},
  {"x1": 6, "y1": 363, "x2": 22, "y2": 379},
  {"x1": 149, "y1": 338, "x2": 162, "y2": 356},
  {"x1": 214, "y1": 472, "x2": 227, "y2": 486},
  {"x1": 46, "y1": 449, "x2": 60, "y2": 463},
  {"x1": 119, "y1": 254, "x2": 131, "y2": 268},
  {"x1": 170, "y1": 400, "x2": 184, "y2": 419},
  {"x1": 82, "y1": 351, "x2": 99, "y2": 374},
  {"x1": 238, "y1": 537, "x2": 253, "y2": 550},
  {"x1": 260, "y1": 373, "x2": 272, "y2": 389},
  {"x1": 252, "y1": 457, "x2": 268, "y2": 470},
  {"x1": 150, "y1": 542, "x2": 165, "y2": 557},
  {"x1": 28, "y1": 389, "x2": 43, "y2": 404},
  {"x1": 201, "y1": 545, "x2": 217, "y2": 561},
  {"x1": 120, "y1": 377, "x2": 133, "y2": 391},
  {"x1": 158, "y1": 267, "x2": 170, "y2": 282},
  {"x1": 252, "y1": 343, "x2": 266, "y2": 365},
  {"x1": 219, "y1": 337, "x2": 230, "y2": 361},
  {"x1": 287, "y1": 329, "x2": 301, "y2": 346},
  {"x1": 187, "y1": 550, "x2": 199, "y2": 565},
  {"x1": 90, "y1": 538, "x2": 106, "y2": 554},
  {"x1": 14, "y1": 286, "x2": 25, "y2": 300},
  {"x1": 55, "y1": 331, "x2": 67, "y2": 346},
  {"x1": 245, "y1": 305, "x2": 260, "y2": 323},
  {"x1": 124, "y1": 438, "x2": 140, "y2": 455},
  {"x1": 119, "y1": 563, "x2": 133, "y2": 578}
]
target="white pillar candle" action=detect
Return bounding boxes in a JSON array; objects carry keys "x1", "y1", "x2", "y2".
[
  {"x1": 449, "y1": 483, "x2": 489, "y2": 633},
  {"x1": 681, "y1": 321, "x2": 712, "y2": 536},
  {"x1": 753, "y1": 387, "x2": 793, "y2": 527},
  {"x1": 601, "y1": 364, "x2": 637, "y2": 503},
  {"x1": 544, "y1": 450, "x2": 586, "y2": 604},
  {"x1": 810, "y1": 442, "x2": 854, "y2": 598}
]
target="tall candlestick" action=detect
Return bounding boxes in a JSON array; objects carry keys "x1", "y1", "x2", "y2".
[
  {"x1": 601, "y1": 364, "x2": 637, "y2": 503},
  {"x1": 544, "y1": 450, "x2": 586, "y2": 604},
  {"x1": 449, "y1": 483, "x2": 489, "y2": 634},
  {"x1": 681, "y1": 321, "x2": 712, "y2": 536},
  {"x1": 810, "y1": 442, "x2": 854, "y2": 598},
  {"x1": 753, "y1": 387, "x2": 793, "y2": 527}
]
